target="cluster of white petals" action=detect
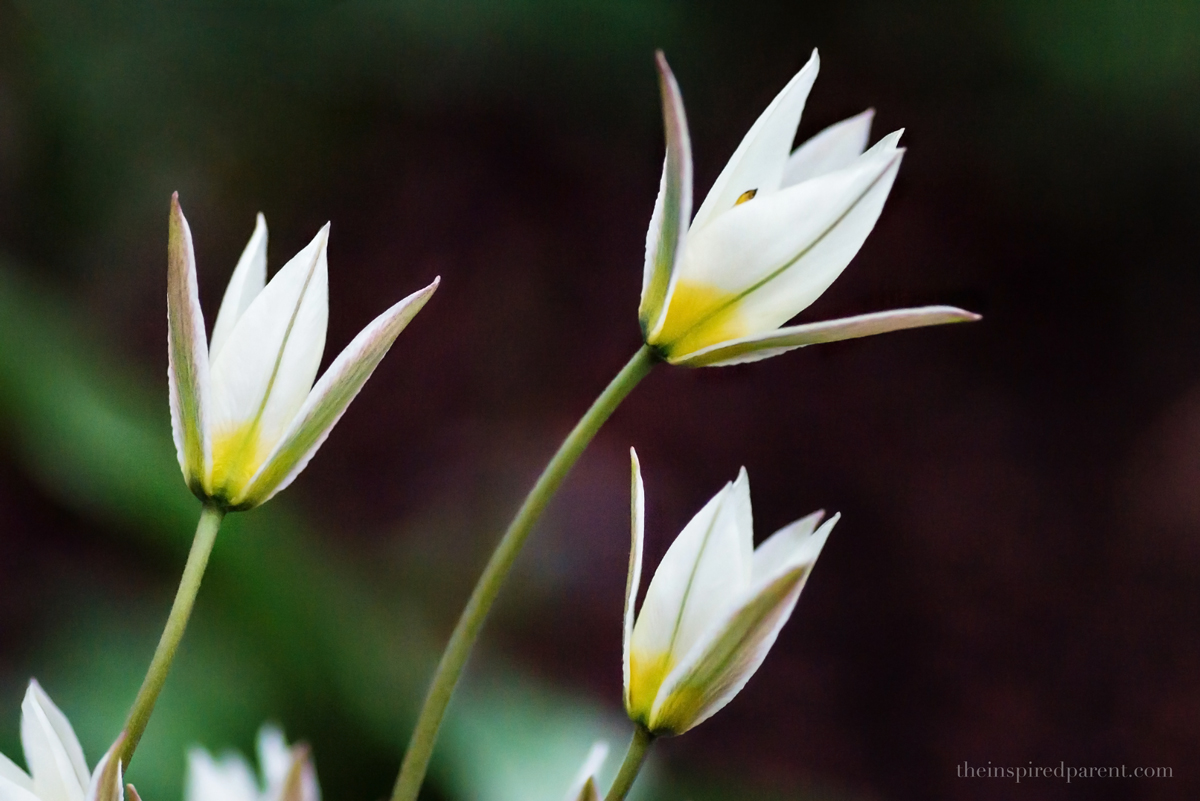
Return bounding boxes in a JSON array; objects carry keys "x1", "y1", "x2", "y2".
[
  {"x1": 623, "y1": 451, "x2": 837, "y2": 735},
  {"x1": 185, "y1": 726, "x2": 318, "y2": 801},
  {"x1": 168, "y1": 195, "x2": 438, "y2": 509},
  {"x1": 639, "y1": 51, "x2": 978, "y2": 367},
  {"x1": 0, "y1": 682, "x2": 124, "y2": 801}
]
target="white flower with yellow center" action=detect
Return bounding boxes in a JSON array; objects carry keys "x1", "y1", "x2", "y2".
[
  {"x1": 0, "y1": 681, "x2": 125, "y2": 801},
  {"x1": 167, "y1": 194, "x2": 438, "y2": 509},
  {"x1": 623, "y1": 451, "x2": 837, "y2": 735},
  {"x1": 185, "y1": 725, "x2": 318, "y2": 801},
  {"x1": 640, "y1": 51, "x2": 978, "y2": 367}
]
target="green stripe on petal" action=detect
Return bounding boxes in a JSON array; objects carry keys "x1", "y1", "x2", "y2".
[
  {"x1": 623, "y1": 449, "x2": 647, "y2": 714},
  {"x1": 166, "y1": 194, "x2": 212, "y2": 495},
  {"x1": 672, "y1": 305, "x2": 982, "y2": 367},
  {"x1": 238, "y1": 278, "x2": 439, "y2": 508},
  {"x1": 638, "y1": 52, "x2": 692, "y2": 339}
]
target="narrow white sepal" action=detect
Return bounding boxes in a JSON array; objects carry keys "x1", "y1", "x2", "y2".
[
  {"x1": 689, "y1": 49, "x2": 820, "y2": 233},
  {"x1": 210, "y1": 213, "x2": 268, "y2": 362},
  {"x1": 623, "y1": 449, "x2": 646, "y2": 712},
  {"x1": 782, "y1": 108, "x2": 875, "y2": 187},
  {"x1": 167, "y1": 194, "x2": 212, "y2": 490},
  {"x1": 240, "y1": 278, "x2": 439, "y2": 506},
  {"x1": 640, "y1": 52, "x2": 693, "y2": 339},
  {"x1": 83, "y1": 739, "x2": 124, "y2": 801},
  {"x1": 671, "y1": 305, "x2": 982, "y2": 367}
]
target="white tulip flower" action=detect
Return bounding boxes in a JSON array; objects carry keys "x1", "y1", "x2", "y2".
[
  {"x1": 623, "y1": 451, "x2": 837, "y2": 735},
  {"x1": 186, "y1": 725, "x2": 318, "y2": 801},
  {"x1": 639, "y1": 51, "x2": 978, "y2": 367},
  {"x1": 167, "y1": 194, "x2": 438, "y2": 509},
  {"x1": 0, "y1": 681, "x2": 125, "y2": 801}
]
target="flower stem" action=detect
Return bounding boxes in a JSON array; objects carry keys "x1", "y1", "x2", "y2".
[
  {"x1": 391, "y1": 345, "x2": 660, "y2": 801},
  {"x1": 118, "y1": 502, "x2": 224, "y2": 768},
  {"x1": 605, "y1": 725, "x2": 655, "y2": 801}
]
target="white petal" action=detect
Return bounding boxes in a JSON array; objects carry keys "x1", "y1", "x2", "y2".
[
  {"x1": 239, "y1": 278, "x2": 439, "y2": 507},
  {"x1": 689, "y1": 50, "x2": 819, "y2": 233},
  {"x1": 257, "y1": 726, "x2": 291, "y2": 797},
  {"x1": 674, "y1": 132, "x2": 904, "y2": 317},
  {"x1": 751, "y1": 510, "x2": 825, "y2": 583},
  {"x1": 630, "y1": 477, "x2": 748, "y2": 678},
  {"x1": 0, "y1": 775, "x2": 42, "y2": 801},
  {"x1": 782, "y1": 109, "x2": 874, "y2": 187},
  {"x1": 0, "y1": 754, "x2": 32, "y2": 793},
  {"x1": 623, "y1": 450, "x2": 646, "y2": 713},
  {"x1": 185, "y1": 749, "x2": 258, "y2": 801},
  {"x1": 650, "y1": 561, "x2": 811, "y2": 733},
  {"x1": 210, "y1": 214, "x2": 268, "y2": 362},
  {"x1": 167, "y1": 194, "x2": 212, "y2": 492},
  {"x1": 671, "y1": 305, "x2": 981, "y2": 367},
  {"x1": 564, "y1": 742, "x2": 608, "y2": 801},
  {"x1": 20, "y1": 682, "x2": 88, "y2": 801},
  {"x1": 208, "y1": 225, "x2": 329, "y2": 493},
  {"x1": 639, "y1": 52, "x2": 693, "y2": 339}
]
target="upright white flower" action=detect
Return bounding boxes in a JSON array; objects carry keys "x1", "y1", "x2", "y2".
[
  {"x1": 639, "y1": 52, "x2": 978, "y2": 367},
  {"x1": 0, "y1": 681, "x2": 125, "y2": 801},
  {"x1": 167, "y1": 194, "x2": 438, "y2": 509},
  {"x1": 186, "y1": 725, "x2": 318, "y2": 801},
  {"x1": 623, "y1": 451, "x2": 837, "y2": 735}
]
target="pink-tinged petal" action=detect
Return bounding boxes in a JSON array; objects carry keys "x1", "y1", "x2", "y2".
[
  {"x1": 782, "y1": 108, "x2": 874, "y2": 187},
  {"x1": 83, "y1": 738, "x2": 124, "y2": 801},
  {"x1": 672, "y1": 305, "x2": 981, "y2": 367},
  {"x1": 239, "y1": 278, "x2": 439, "y2": 507},
  {"x1": 640, "y1": 52, "x2": 694, "y2": 340},
  {"x1": 210, "y1": 213, "x2": 268, "y2": 362},
  {"x1": 167, "y1": 194, "x2": 212, "y2": 494},
  {"x1": 689, "y1": 50, "x2": 819, "y2": 233},
  {"x1": 623, "y1": 450, "x2": 646, "y2": 713},
  {"x1": 21, "y1": 681, "x2": 88, "y2": 801}
]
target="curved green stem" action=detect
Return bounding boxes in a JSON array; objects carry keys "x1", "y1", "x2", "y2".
[
  {"x1": 605, "y1": 725, "x2": 655, "y2": 801},
  {"x1": 392, "y1": 345, "x2": 660, "y2": 801},
  {"x1": 118, "y1": 503, "x2": 224, "y2": 768}
]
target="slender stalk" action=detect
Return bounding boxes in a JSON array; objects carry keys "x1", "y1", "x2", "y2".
[
  {"x1": 392, "y1": 345, "x2": 660, "y2": 801},
  {"x1": 118, "y1": 503, "x2": 225, "y2": 768},
  {"x1": 605, "y1": 725, "x2": 655, "y2": 801}
]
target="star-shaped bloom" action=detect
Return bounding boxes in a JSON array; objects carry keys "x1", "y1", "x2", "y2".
[
  {"x1": 167, "y1": 194, "x2": 438, "y2": 509},
  {"x1": 0, "y1": 681, "x2": 125, "y2": 801},
  {"x1": 639, "y1": 51, "x2": 978, "y2": 367},
  {"x1": 623, "y1": 451, "x2": 837, "y2": 735},
  {"x1": 185, "y1": 726, "x2": 318, "y2": 801}
]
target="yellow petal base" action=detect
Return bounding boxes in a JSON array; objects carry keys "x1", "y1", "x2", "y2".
[
  {"x1": 649, "y1": 281, "x2": 748, "y2": 359},
  {"x1": 209, "y1": 422, "x2": 272, "y2": 503}
]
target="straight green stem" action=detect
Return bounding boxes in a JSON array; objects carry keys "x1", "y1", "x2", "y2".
[
  {"x1": 117, "y1": 503, "x2": 224, "y2": 768},
  {"x1": 605, "y1": 725, "x2": 655, "y2": 801},
  {"x1": 391, "y1": 345, "x2": 659, "y2": 801}
]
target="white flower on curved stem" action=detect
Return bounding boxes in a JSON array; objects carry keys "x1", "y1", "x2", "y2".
[
  {"x1": 623, "y1": 450, "x2": 837, "y2": 736},
  {"x1": 0, "y1": 681, "x2": 126, "y2": 801},
  {"x1": 186, "y1": 725, "x2": 318, "y2": 801},
  {"x1": 639, "y1": 51, "x2": 979, "y2": 367},
  {"x1": 167, "y1": 194, "x2": 439, "y2": 509}
]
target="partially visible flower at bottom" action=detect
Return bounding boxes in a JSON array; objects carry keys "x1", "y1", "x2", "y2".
[
  {"x1": 186, "y1": 726, "x2": 318, "y2": 801},
  {"x1": 0, "y1": 680, "x2": 126, "y2": 801},
  {"x1": 623, "y1": 450, "x2": 837, "y2": 736},
  {"x1": 564, "y1": 742, "x2": 608, "y2": 801}
]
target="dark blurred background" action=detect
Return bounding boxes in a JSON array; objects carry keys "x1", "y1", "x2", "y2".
[{"x1": 1, "y1": 1, "x2": 1198, "y2": 800}]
